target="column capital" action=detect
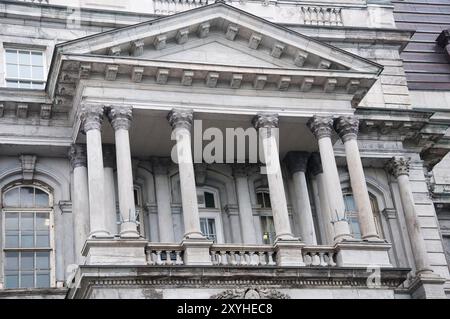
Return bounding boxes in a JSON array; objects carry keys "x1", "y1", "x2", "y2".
[
  {"x1": 386, "y1": 156, "x2": 410, "y2": 178},
  {"x1": 308, "y1": 152, "x2": 323, "y2": 176},
  {"x1": 232, "y1": 163, "x2": 250, "y2": 178},
  {"x1": 307, "y1": 116, "x2": 334, "y2": 140},
  {"x1": 252, "y1": 113, "x2": 279, "y2": 129},
  {"x1": 167, "y1": 108, "x2": 194, "y2": 131},
  {"x1": 284, "y1": 151, "x2": 310, "y2": 174},
  {"x1": 69, "y1": 144, "x2": 87, "y2": 168},
  {"x1": 334, "y1": 115, "x2": 359, "y2": 142},
  {"x1": 102, "y1": 144, "x2": 116, "y2": 168},
  {"x1": 108, "y1": 105, "x2": 133, "y2": 131},
  {"x1": 81, "y1": 104, "x2": 104, "y2": 132},
  {"x1": 151, "y1": 156, "x2": 172, "y2": 175}
]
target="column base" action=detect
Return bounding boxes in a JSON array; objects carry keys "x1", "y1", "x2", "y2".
[
  {"x1": 181, "y1": 238, "x2": 214, "y2": 266},
  {"x1": 408, "y1": 272, "x2": 447, "y2": 299},
  {"x1": 120, "y1": 222, "x2": 140, "y2": 239},
  {"x1": 82, "y1": 238, "x2": 147, "y2": 266},
  {"x1": 334, "y1": 240, "x2": 392, "y2": 268},
  {"x1": 273, "y1": 238, "x2": 305, "y2": 267}
]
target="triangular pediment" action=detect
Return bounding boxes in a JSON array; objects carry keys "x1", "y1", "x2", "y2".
[{"x1": 55, "y1": 2, "x2": 381, "y2": 74}]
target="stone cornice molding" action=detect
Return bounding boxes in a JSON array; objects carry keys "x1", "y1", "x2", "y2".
[
  {"x1": 385, "y1": 156, "x2": 410, "y2": 178},
  {"x1": 151, "y1": 156, "x2": 172, "y2": 175},
  {"x1": 308, "y1": 152, "x2": 323, "y2": 176},
  {"x1": 167, "y1": 108, "x2": 194, "y2": 131},
  {"x1": 284, "y1": 151, "x2": 310, "y2": 174},
  {"x1": 334, "y1": 115, "x2": 359, "y2": 142},
  {"x1": 69, "y1": 144, "x2": 87, "y2": 168},
  {"x1": 80, "y1": 104, "x2": 105, "y2": 132},
  {"x1": 107, "y1": 105, "x2": 133, "y2": 131},
  {"x1": 102, "y1": 144, "x2": 116, "y2": 168},
  {"x1": 307, "y1": 115, "x2": 334, "y2": 140}
]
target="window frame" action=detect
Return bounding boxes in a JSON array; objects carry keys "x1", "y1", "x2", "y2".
[
  {"x1": 3, "y1": 47, "x2": 46, "y2": 90},
  {"x1": 256, "y1": 189, "x2": 271, "y2": 209},
  {"x1": 196, "y1": 187, "x2": 224, "y2": 243},
  {"x1": 1, "y1": 183, "x2": 55, "y2": 289}
]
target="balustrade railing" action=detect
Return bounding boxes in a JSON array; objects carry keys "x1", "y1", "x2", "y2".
[
  {"x1": 302, "y1": 246, "x2": 337, "y2": 267},
  {"x1": 210, "y1": 245, "x2": 276, "y2": 266},
  {"x1": 146, "y1": 243, "x2": 184, "y2": 265}
]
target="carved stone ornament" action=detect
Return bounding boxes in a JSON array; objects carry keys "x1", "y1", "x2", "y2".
[
  {"x1": 252, "y1": 113, "x2": 279, "y2": 130},
  {"x1": 108, "y1": 105, "x2": 133, "y2": 131},
  {"x1": 20, "y1": 154, "x2": 37, "y2": 181},
  {"x1": 211, "y1": 287, "x2": 290, "y2": 299},
  {"x1": 385, "y1": 156, "x2": 410, "y2": 178},
  {"x1": 284, "y1": 151, "x2": 310, "y2": 174},
  {"x1": 80, "y1": 104, "x2": 104, "y2": 132},
  {"x1": 68, "y1": 144, "x2": 87, "y2": 168},
  {"x1": 334, "y1": 115, "x2": 359, "y2": 142},
  {"x1": 167, "y1": 108, "x2": 194, "y2": 131},
  {"x1": 307, "y1": 116, "x2": 334, "y2": 140}
]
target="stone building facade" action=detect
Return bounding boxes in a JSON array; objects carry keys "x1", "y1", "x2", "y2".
[{"x1": 0, "y1": 0, "x2": 449, "y2": 299}]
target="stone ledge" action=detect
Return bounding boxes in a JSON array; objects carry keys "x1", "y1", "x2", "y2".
[{"x1": 0, "y1": 288, "x2": 67, "y2": 299}]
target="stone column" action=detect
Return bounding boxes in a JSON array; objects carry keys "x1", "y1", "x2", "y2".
[
  {"x1": 81, "y1": 104, "x2": 110, "y2": 237},
  {"x1": 167, "y1": 108, "x2": 203, "y2": 239},
  {"x1": 107, "y1": 105, "x2": 139, "y2": 238},
  {"x1": 233, "y1": 164, "x2": 258, "y2": 244},
  {"x1": 103, "y1": 144, "x2": 118, "y2": 236},
  {"x1": 69, "y1": 144, "x2": 90, "y2": 263},
  {"x1": 252, "y1": 113, "x2": 294, "y2": 241},
  {"x1": 284, "y1": 151, "x2": 317, "y2": 245},
  {"x1": 151, "y1": 157, "x2": 175, "y2": 243},
  {"x1": 309, "y1": 152, "x2": 334, "y2": 245},
  {"x1": 386, "y1": 157, "x2": 432, "y2": 275},
  {"x1": 334, "y1": 116, "x2": 380, "y2": 241},
  {"x1": 307, "y1": 116, "x2": 352, "y2": 242}
]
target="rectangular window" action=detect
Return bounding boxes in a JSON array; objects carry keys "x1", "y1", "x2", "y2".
[
  {"x1": 200, "y1": 217, "x2": 217, "y2": 242},
  {"x1": 261, "y1": 216, "x2": 276, "y2": 244},
  {"x1": 4, "y1": 48, "x2": 46, "y2": 89}
]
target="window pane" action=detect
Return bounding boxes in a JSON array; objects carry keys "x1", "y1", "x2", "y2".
[
  {"x1": 36, "y1": 273, "x2": 50, "y2": 288},
  {"x1": 36, "y1": 233, "x2": 50, "y2": 247},
  {"x1": 204, "y1": 192, "x2": 215, "y2": 208},
  {"x1": 5, "y1": 212, "x2": 19, "y2": 230},
  {"x1": 31, "y1": 52, "x2": 43, "y2": 66},
  {"x1": 21, "y1": 274, "x2": 34, "y2": 288},
  {"x1": 20, "y1": 187, "x2": 35, "y2": 207},
  {"x1": 19, "y1": 81, "x2": 32, "y2": 89},
  {"x1": 264, "y1": 193, "x2": 271, "y2": 208},
  {"x1": 5, "y1": 232, "x2": 19, "y2": 248},
  {"x1": 5, "y1": 50, "x2": 17, "y2": 63},
  {"x1": 18, "y1": 51, "x2": 30, "y2": 65},
  {"x1": 4, "y1": 188, "x2": 20, "y2": 206},
  {"x1": 5, "y1": 274, "x2": 19, "y2": 289},
  {"x1": 6, "y1": 80, "x2": 18, "y2": 88},
  {"x1": 35, "y1": 189, "x2": 49, "y2": 207},
  {"x1": 19, "y1": 65, "x2": 31, "y2": 78},
  {"x1": 21, "y1": 252, "x2": 35, "y2": 271},
  {"x1": 32, "y1": 66, "x2": 44, "y2": 79},
  {"x1": 5, "y1": 252, "x2": 19, "y2": 270},
  {"x1": 257, "y1": 192, "x2": 264, "y2": 206},
  {"x1": 6, "y1": 63, "x2": 18, "y2": 78},
  {"x1": 21, "y1": 212, "x2": 34, "y2": 230},
  {"x1": 21, "y1": 231, "x2": 34, "y2": 248},
  {"x1": 200, "y1": 218, "x2": 207, "y2": 234},
  {"x1": 36, "y1": 213, "x2": 50, "y2": 229},
  {"x1": 36, "y1": 252, "x2": 49, "y2": 269}
]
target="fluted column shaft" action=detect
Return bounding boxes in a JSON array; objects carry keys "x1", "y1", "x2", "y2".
[
  {"x1": 108, "y1": 105, "x2": 139, "y2": 238},
  {"x1": 386, "y1": 157, "x2": 432, "y2": 275},
  {"x1": 284, "y1": 151, "x2": 317, "y2": 245},
  {"x1": 81, "y1": 104, "x2": 110, "y2": 237},
  {"x1": 335, "y1": 116, "x2": 379, "y2": 241},
  {"x1": 168, "y1": 109, "x2": 203, "y2": 239},
  {"x1": 152, "y1": 157, "x2": 175, "y2": 242},
  {"x1": 69, "y1": 144, "x2": 90, "y2": 262},
  {"x1": 233, "y1": 164, "x2": 258, "y2": 244},
  {"x1": 103, "y1": 144, "x2": 118, "y2": 235},
  {"x1": 253, "y1": 113, "x2": 294, "y2": 241},
  {"x1": 307, "y1": 116, "x2": 352, "y2": 242}
]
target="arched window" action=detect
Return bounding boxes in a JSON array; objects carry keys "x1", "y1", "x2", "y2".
[
  {"x1": 2, "y1": 183, "x2": 53, "y2": 289},
  {"x1": 343, "y1": 192, "x2": 383, "y2": 240}
]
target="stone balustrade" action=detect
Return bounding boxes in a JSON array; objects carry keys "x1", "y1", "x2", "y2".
[
  {"x1": 300, "y1": 6, "x2": 343, "y2": 26},
  {"x1": 210, "y1": 244, "x2": 277, "y2": 266},
  {"x1": 146, "y1": 243, "x2": 185, "y2": 265},
  {"x1": 302, "y1": 246, "x2": 337, "y2": 267}
]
